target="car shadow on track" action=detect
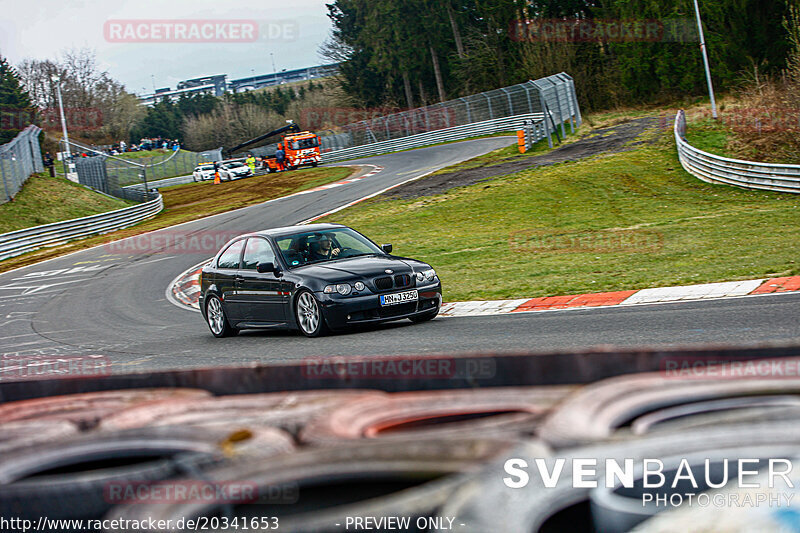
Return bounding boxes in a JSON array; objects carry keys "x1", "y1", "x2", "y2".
[{"x1": 233, "y1": 318, "x2": 437, "y2": 339}]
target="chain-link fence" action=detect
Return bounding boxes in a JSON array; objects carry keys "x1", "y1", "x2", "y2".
[
  {"x1": 69, "y1": 142, "x2": 223, "y2": 201},
  {"x1": 0, "y1": 126, "x2": 44, "y2": 204},
  {"x1": 318, "y1": 73, "x2": 580, "y2": 160}
]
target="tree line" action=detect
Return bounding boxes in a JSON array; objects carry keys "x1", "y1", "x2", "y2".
[{"x1": 323, "y1": 0, "x2": 796, "y2": 110}]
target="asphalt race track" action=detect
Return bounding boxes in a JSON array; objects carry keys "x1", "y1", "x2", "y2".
[{"x1": 0, "y1": 136, "x2": 798, "y2": 376}]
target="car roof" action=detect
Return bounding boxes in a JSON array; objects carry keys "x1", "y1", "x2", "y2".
[{"x1": 245, "y1": 223, "x2": 348, "y2": 239}]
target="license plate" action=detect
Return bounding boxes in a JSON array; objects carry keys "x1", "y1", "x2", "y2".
[{"x1": 380, "y1": 290, "x2": 418, "y2": 306}]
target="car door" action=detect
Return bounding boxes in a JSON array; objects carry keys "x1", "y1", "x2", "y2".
[
  {"x1": 214, "y1": 238, "x2": 246, "y2": 321},
  {"x1": 237, "y1": 237, "x2": 285, "y2": 323}
]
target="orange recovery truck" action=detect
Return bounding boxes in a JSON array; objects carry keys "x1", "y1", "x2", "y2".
[{"x1": 225, "y1": 121, "x2": 321, "y2": 172}]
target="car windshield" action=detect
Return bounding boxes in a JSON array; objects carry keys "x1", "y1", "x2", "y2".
[
  {"x1": 275, "y1": 228, "x2": 384, "y2": 267},
  {"x1": 292, "y1": 137, "x2": 319, "y2": 150}
]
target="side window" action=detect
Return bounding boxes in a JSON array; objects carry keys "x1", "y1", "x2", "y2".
[
  {"x1": 217, "y1": 239, "x2": 245, "y2": 269},
  {"x1": 241, "y1": 238, "x2": 276, "y2": 270}
]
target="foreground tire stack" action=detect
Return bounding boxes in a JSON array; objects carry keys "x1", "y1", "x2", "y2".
[{"x1": 2, "y1": 359, "x2": 800, "y2": 531}]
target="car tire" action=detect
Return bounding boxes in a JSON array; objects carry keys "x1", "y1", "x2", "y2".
[
  {"x1": 299, "y1": 386, "x2": 574, "y2": 445},
  {"x1": 410, "y1": 308, "x2": 439, "y2": 323},
  {"x1": 311, "y1": 162, "x2": 318, "y2": 167},
  {"x1": 538, "y1": 372, "x2": 800, "y2": 448},
  {"x1": 294, "y1": 290, "x2": 328, "y2": 337},
  {"x1": 0, "y1": 389, "x2": 211, "y2": 430},
  {"x1": 205, "y1": 294, "x2": 238, "y2": 337},
  {"x1": 104, "y1": 437, "x2": 527, "y2": 533}
]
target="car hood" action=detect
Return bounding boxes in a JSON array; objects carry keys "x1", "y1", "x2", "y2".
[{"x1": 293, "y1": 255, "x2": 427, "y2": 279}]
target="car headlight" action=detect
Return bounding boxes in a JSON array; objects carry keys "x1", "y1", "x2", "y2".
[
  {"x1": 417, "y1": 269, "x2": 436, "y2": 283},
  {"x1": 324, "y1": 284, "x2": 352, "y2": 295},
  {"x1": 354, "y1": 281, "x2": 365, "y2": 291}
]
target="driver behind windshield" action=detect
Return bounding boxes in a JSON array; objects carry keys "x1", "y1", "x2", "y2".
[{"x1": 308, "y1": 234, "x2": 340, "y2": 261}]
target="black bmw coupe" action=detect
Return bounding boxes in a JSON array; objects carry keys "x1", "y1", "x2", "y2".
[{"x1": 199, "y1": 224, "x2": 442, "y2": 337}]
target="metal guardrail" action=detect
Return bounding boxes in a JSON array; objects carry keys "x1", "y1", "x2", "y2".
[
  {"x1": 319, "y1": 72, "x2": 580, "y2": 163},
  {"x1": 0, "y1": 195, "x2": 164, "y2": 261},
  {"x1": 320, "y1": 113, "x2": 548, "y2": 163},
  {"x1": 674, "y1": 110, "x2": 800, "y2": 194}
]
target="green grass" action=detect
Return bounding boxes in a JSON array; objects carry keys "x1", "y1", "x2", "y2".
[
  {"x1": 116, "y1": 149, "x2": 173, "y2": 160},
  {"x1": 318, "y1": 118, "x2": 799, "y2": 302},
  {"x1": 428, "y1": 128, "x2": 579, "y2": 176},
  {"x1": 684, "y1": 118, "x2": 731, "y2": 155},
  {"x1": 0, "y1": 166, "x2": 353, "y2": 272},
  {"x1": 0, "y1": 174, "x2": 133, "y2": 234}
]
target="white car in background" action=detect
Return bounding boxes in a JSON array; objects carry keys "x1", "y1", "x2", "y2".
[
  {"x1": 219, "y1": 161, "x2": 252, "y2": 180},
  {"x1": 192, "y1": 164, "x2": 218, "y2": 182}
]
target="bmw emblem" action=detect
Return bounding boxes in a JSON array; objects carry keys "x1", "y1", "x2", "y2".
[{"x1": 385, "y1": 269, "x2": 394, "y2": 274}]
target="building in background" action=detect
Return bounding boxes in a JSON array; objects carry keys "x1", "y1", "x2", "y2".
[{"x1": 138, "y1": 64, "x2": 338, "y2": 106}]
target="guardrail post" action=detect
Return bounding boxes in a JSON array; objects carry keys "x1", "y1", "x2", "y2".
[
  {"x1": 460, "y1": 98, "x2": 472, "y2": 123},
  {"x1": 537, "y1": 89, "x2": 553, "y2": 148},
  {"x1": 551, "y1": 79, "x2": 569, "y2": 136}
]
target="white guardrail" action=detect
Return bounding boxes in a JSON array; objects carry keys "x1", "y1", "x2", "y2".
[
  {"x1": 0, "y1": 195, "x2": 164, "y2": 261},
  {"x1": 320, "y1": 113, "x2": 547, "y2": 163},
  {"x1": 675, "y1": 110, "x2": 800, "y2": 194}
]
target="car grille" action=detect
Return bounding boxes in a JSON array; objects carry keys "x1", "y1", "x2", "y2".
[
  {"x1": 373, "y1": 273, "x2": 415, "y2": 292},
  {"x1": 375, "y1": 277, "x2": 393, "y2": 290}
]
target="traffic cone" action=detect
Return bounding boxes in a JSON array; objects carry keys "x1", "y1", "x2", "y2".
[{"x1": 214, "y1": 171, "x2": 220, "y2": 184}]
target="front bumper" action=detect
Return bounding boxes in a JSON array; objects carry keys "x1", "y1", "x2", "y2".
[{"x1": 316, "y1": 283, "x2": 442, "y2": 329}]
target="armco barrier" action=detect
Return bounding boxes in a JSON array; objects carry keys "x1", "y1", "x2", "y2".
[
  {"x1": 0, "y1": 194, "x2": 163, "y2": 261},
  {"x1": 319, "y1": 72, "x2": 580, "y2": 163},
  {"x1": 675, "y1": 110, "x2": 800, "y2": 194},
  {"x1": 320, "y1": 113, "x2": 547, "y2": 163}
]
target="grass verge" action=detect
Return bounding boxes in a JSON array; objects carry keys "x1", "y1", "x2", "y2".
[
  {"x1": 0, "y1": 166, "x2": 353, "y2": 273},
  {"x1": 0, "y1": 174, "x2": 133, "y2": 234},
  {"x1": 317, "y1": 115, "x2": 799, "y2": 302}
]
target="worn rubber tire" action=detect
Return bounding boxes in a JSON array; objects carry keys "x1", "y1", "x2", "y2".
[
  {"x1": 0, "y1": 425, "x2": 291, "y2": 522},
  {"x1": 100, "y1": 390, "x2": 385, "y2": 437},
  {"x1": 0, "y1": 420, "x2": 78, "y2": 454},
  {"x1": 104, "y1": 436, "x2": 537, "y2": 533},
  {"x1": 300, "y1": 386, "x2": 574, "y2": 445},
  {"x1": 0, "y1": 388, "x2": 212, "y2": 430},
  {"x1": 539, "y1": 370, "x2": 800, "y2": 448},
  {"x1": 442, "y1": 422, "x2": 800, "y2": 533}
]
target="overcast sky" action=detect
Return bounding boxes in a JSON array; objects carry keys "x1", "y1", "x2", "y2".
[{"x1": 0, "y1": 0, "x2": 334, "y2": 95}]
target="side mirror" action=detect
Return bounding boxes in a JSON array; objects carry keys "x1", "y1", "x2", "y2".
[
  {"x1": 381, "y1": 244, "x2": 393, "y2": 254},
  {"x1": 256, "y1": 262, "x2": 275, "y2": 274}
]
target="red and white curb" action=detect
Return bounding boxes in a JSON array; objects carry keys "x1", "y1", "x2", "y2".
[
  {"x1": 295, "y1": 165, "x2": 383, "y2": 195},
  {"x1": 169, "y1": 265, "x2": 800, "y2": 316}
]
